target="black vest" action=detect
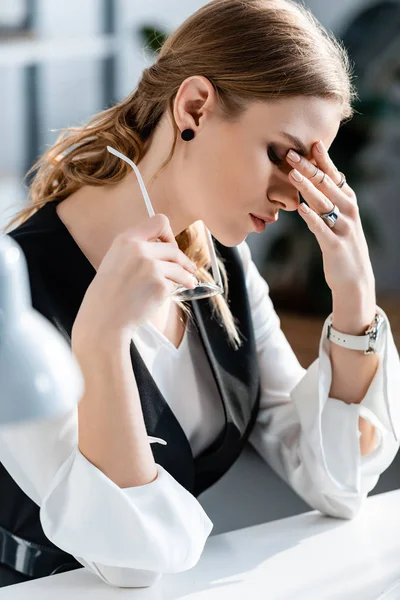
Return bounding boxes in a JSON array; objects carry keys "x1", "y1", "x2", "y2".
[{"x1": 0, "y1": 201, "x2": 261, "y2": 580}]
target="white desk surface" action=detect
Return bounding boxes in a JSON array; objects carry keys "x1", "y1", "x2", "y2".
[{"x1": 2, "y1": 490, "x2": 400, "y2": 600}]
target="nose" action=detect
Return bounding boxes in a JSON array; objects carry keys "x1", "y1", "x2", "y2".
[{"x1": 269, "y1": 186, "x2": 300, "y2": 212}]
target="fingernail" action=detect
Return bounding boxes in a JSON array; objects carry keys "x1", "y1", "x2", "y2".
[
  {"x1": 287, "y1": 149, "x2": 301, "y2": 162},
  {"x1": 300, "y1": 202, "x2": 310, "y2": 213},
  {"x1": 190, "y1": 261, "x2": 197, "y2": 272},
  {"x1": 291, "y1": 169, "x2": 303, "y2": 182},
  {"x1": 191, "y1": 275, "x2": 199, "y2": 287},
  {"x1": 316, "y1": 140, "x2": 324, "y2": 154}
]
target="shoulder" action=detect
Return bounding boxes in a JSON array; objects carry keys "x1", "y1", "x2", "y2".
[
  {"x1": 6, "y1": 204, "x2": 61, "y2": 266},
  {"x1": 5, "y1": 207, "x2": 61, "y2": 305}
]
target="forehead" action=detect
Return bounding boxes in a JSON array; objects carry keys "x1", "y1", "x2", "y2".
[{"x1": 245, "y1": 96, "x2": 343, "y2": 154}]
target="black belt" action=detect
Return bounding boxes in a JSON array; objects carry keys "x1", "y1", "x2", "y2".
[{"x1": 0, "y1": 525, "x2": 81, "y2": 579}]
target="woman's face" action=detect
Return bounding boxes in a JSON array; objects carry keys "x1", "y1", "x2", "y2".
[{"x1": 173, "y1": 78, "x2": 343, "y2": 247}]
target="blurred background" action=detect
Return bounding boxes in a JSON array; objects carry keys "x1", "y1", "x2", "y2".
[{"x1": 1, "y1": 0, "x2": 399, "y2": 532}]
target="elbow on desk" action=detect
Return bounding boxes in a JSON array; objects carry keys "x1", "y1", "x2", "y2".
[
  {"x1": 321, "y1": 494, "x2": 364, "y2": 520},
  {"x1": 69, "y1": 517, "x2": 211, "y2": 588},
  {"x1": 53, "y1": 515, "x2": 210, "y2": 588},
  {"x1": 79, "y1": 543, "x2": 208, "y2": 589},
  {"x1": 84, "y1": 531, "x2": 209, "y2": 588},
  {"x1": 84, "y1": 561, "x2": 163, "y2": 588},
  {"x1": 38, "y1": 450, "x2": 213, "y2": 587}
]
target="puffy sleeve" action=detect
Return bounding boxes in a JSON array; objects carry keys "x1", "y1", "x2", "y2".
[
  {"x1": 0, "y1": 404, "x2": 213, "y2": 588},
  {"x1": 237, "y1": 240, "x2": 400, "y2": 519}
]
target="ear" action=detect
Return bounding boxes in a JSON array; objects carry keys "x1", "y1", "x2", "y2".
[{"x1": 173, "y1": 75, "x2": 216, "y2": 133}]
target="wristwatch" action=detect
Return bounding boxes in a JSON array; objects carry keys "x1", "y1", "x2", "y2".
[{"x1": 327, "y1": 313, "x2": 385, "y2": 354}]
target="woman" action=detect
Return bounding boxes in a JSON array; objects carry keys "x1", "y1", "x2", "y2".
[{"x1": 1, "y1": 0, "x2": 399, "y2": 589}]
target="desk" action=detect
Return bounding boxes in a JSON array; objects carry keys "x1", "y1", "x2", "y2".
[{"x1": 2, "y1": 490, "x2": 400, "y2": 599}]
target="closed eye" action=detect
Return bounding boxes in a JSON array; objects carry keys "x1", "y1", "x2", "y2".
[{"x1": 267, "y1": 146, "x2": 284, "y2": 166}]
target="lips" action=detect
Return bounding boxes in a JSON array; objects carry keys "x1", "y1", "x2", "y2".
[{"x1": 250, "y1": 213, "x2": 279, "y2": 224}]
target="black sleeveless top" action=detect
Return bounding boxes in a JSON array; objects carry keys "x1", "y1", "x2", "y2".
[{"x1": 0, "y1": 201, "x2": 261, "y2": 580}]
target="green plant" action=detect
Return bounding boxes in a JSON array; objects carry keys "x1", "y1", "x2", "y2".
[{"x1": 139, "y1": 25, "x2": 169, "y2": 55}]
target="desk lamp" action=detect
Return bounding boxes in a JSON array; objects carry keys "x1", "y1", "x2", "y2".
[{"x1": 0, "y1": 234, "x2": 84, "y2": 425}]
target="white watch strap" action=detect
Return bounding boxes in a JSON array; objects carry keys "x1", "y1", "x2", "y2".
[{"x1": 327, "y1": 323, "x2": 371, "y2": 351}]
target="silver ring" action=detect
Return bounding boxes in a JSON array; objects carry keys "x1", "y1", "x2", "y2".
[
  {"x1": 320, "y1": 203, "x2": 340, "y2": 228},
  {"x1": 310, "y1": 165, "x2": 319, "y2": 179},
  {"x1": 317, "y1": 171, "x2": 326, "y2": 186},
  {"x1": 337, "y1": 172, "x2": 346, "y2": 189}
]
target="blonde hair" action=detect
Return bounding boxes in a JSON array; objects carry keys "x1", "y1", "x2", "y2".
[{"x1": 4, "y1": 0, "x2": 356, "y2": 349}]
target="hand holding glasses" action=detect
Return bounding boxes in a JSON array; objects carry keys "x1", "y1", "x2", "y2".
[{"x1": 106, "y1": 146, "x2": 224, "y2": 301}]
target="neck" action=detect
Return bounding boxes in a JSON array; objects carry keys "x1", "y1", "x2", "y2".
[{"x1": 58, "y1": 138, "x2": 198, "y2": 269}]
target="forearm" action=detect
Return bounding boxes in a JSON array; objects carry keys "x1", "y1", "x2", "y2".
[
  {"x1": 72, "y1": 329, "x2": 157, "y2": 488},
  {"x1": 330, "y1": 289, "x2": 378, "y2": 456}
]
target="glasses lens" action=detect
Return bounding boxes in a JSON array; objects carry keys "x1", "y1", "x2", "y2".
[{"x1": 172, "y1": 281, "x2": 223, "y2": 302}]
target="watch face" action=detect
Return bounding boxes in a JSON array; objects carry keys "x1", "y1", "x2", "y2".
[
  {"x1": 367, "y1": 314, "x2": 385, "y2": 353},
  {"x1": 366, "y1": 314, "x2": 381, "y2": 334},
  {"x1": 374, "y1": 314, "x2": 385, "y2": 334}
]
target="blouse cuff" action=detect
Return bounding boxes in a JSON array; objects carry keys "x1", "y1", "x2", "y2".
[
  {"x1": 40, "y1": 447, "x2": 213, "y2": 573},
  {"x1": 290, "y1": 306, "x2": 399, "y2": 497}
]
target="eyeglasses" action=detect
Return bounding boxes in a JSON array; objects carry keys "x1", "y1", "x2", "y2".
[{"x1": 106, "y1": 146, "x2": 224, "y2": 301}]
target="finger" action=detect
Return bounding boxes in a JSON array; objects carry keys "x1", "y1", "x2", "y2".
[
  {"x1": 297, "y1": 202, "x2": 337, "y2": 249},
  {"x1": 131, "y1": 213, "x2": 178, "y2": 246},
  {"x1": 286, "y1": 148, "x2": 351, "y2": 216},
  {"x1": 312, "y1": 140, "x2": 344, "y2": 188},
  {"x1": 286, "y1": 149, "x2": 325, "y2": 184},
  {"x1": 146, "y1": 241, "x2": 198, "y2": 274},
  {"x1": 285, "y1": 142, "x2": 343, "y2": 190},
  {"x1": 313, "y1": 142, "x2": 355, "y2": 204},
  {"x1": 289, "y1": 168, "x2": 337, "y2": 217},
  {"x1": 286, "y1": 150, "x2": 335, "y2": 213},
  {"x1": 160, "y1": 261, "x2": 198, "y2": 290},
  {"x1": 286, "y1": 149, "x2": 335, "y2": 194}
]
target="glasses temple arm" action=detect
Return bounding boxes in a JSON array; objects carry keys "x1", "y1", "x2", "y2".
[{"x1": 107, "y1": 145, "x2": 223, "y2": 291}]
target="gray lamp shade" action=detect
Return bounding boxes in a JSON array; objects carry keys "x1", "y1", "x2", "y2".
[{"x1": 0, "y1": 234, "x2": 84, "y2": 425}]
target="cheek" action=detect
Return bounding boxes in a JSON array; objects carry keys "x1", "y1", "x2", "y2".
[
  {"x1": 196, "y1": 142, "x2": 244, "y2": 198},
  {"x1": 192, "y1": 132, "x2": 271, "y2": 212},
  {"x1": 233, "y1": 147, "x2": 272, "y2": 205},
  {"x1": 226, "y1": 154, "x2": 271, "y2": 215}
]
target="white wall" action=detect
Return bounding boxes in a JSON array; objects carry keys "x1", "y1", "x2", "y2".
[
  {"x1": 116, "y1": 0, "x2": 207, "y2": 99},
  {"x1": 305, "y1": 0, "x2": 377, "y2": 32}
]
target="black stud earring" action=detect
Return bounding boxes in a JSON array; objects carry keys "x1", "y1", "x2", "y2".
[{"x1": 181, "y1": 128, "x2": 195, "y2": 141}]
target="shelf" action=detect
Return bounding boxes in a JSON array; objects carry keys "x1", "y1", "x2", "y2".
[{"x1": 0, "y1": 34, "x2": 116, "y2": 66}]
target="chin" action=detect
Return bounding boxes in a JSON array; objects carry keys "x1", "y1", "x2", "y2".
[{"x1": 210, "y1": 226, "x2": 247, "y2": 248}]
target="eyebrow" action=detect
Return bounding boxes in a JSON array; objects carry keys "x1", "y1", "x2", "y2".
[{"x1": 278, "y1": 132, "x2": 310, "y2": 157}]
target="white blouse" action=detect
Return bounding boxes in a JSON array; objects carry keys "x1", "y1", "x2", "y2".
[{"x1": 0, "y1": 240, "x2": 399, "y2": 589}]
